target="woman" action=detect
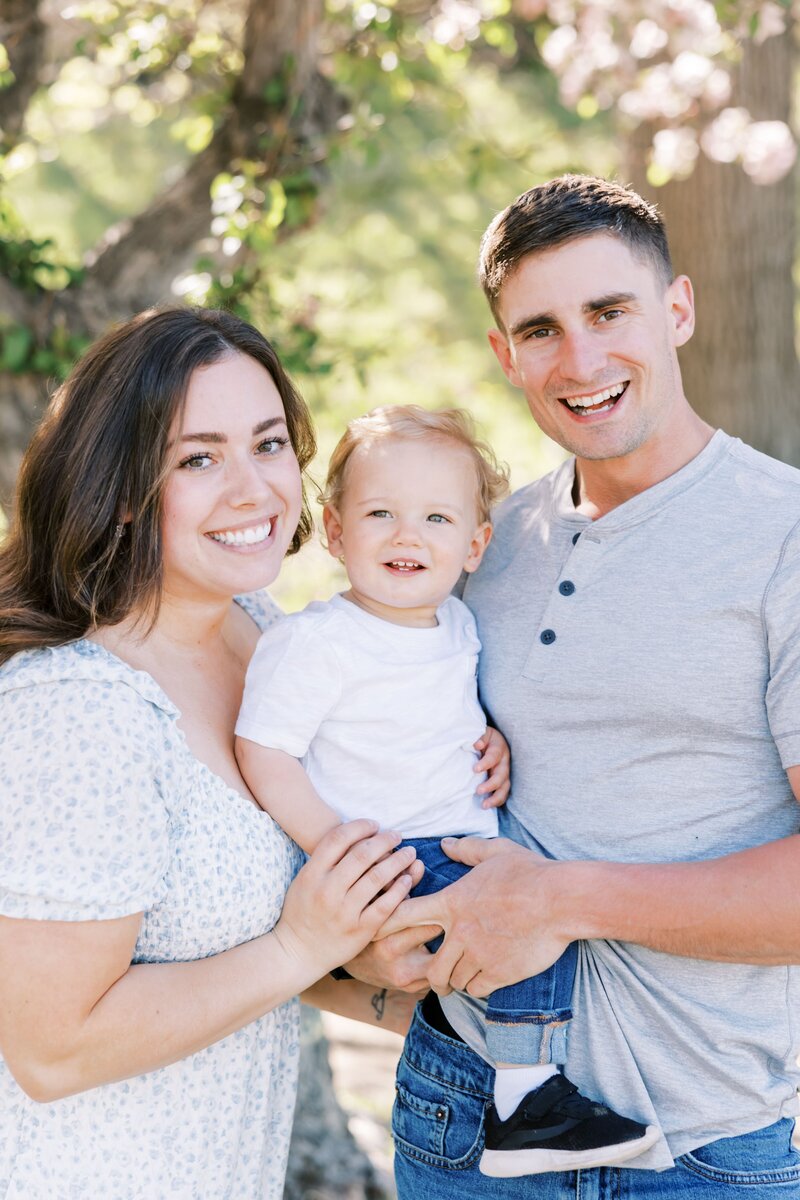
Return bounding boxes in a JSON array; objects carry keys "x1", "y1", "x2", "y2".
[{"x1": 0, "y1": 307, "x2": 419, "y2": 1199}]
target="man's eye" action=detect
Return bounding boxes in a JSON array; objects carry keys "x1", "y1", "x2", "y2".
[
  {"x1": 427, "y1": 513, "x2": 450, "y2": 524},
  {"x1": 178, "y1": 453, "x2": 213, "y2": 470},
  {"x1": 525, "y1": 327, "x2": 554, "y2": 340},
  {"x1": 257, "y1": 436, "x2": 289, "y2": 455},
  {"x1": 598, "y1": 309, "x2": 623, "y2": 323}
]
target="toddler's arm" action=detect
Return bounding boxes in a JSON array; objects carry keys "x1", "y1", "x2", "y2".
[{"x1": 235, "y1": 737, "x2": 341, "y2": 854}]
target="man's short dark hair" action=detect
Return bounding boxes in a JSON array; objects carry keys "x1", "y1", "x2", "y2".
[{"x1": 479, "y1": 175, "x2": 674, "y2": 324}]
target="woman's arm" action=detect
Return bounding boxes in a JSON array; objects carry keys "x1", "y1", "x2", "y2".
[
  {"x1": 0, "y1": 821, "x2": 417, "y2": 1102},
  {"x1": 302, "y1": 976, "x2": 424, "y2": 1037},
  {"x1": 235, "y1": 737, "x2": 341, "y2": 853}
]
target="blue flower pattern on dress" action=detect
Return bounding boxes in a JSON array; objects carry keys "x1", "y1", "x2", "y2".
[{"x1": 0, "y1": 593, "x2": 303, "y2": 1199}]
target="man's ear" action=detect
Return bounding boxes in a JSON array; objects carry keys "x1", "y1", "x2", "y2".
[
  {"x1": 667, "y1": 275, "x2": 695, "y2": 349},
  {"x1": 322, "y1": 504, "x2": 344, "y2": 559},
  {"x1": 463, "y1": 522, "x2": 493, "y2": 574},
  {"x1": 487, "y1": 327, "x2": 522, "y2": 388}
]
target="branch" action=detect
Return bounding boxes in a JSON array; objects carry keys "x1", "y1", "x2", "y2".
[
  {"x1": 78, "y1": 0, "x2": 328, "y2": 316},
  {"x1": 0, "y1": 0, "x2": 47, "y2": 145}
]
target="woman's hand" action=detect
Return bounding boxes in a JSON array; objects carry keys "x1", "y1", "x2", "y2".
[
  {"x1": 474, "y1": 726, "x2": 510, "y2": 808},
  {"x1": 274, "y1": 820, "x2": 417, "y2": 977}
]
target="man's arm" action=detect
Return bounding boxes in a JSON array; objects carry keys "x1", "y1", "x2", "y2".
[{"x1": 376, "y1": 765, "x2": 800, "y2": 997}]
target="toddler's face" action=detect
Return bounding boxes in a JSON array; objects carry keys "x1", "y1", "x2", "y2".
[{"x1": 323, "y1": 436, "x2": 491, "y2": 627}]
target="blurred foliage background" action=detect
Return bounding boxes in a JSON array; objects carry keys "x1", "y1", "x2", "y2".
[{"x1": 1, "y1": 0, "x2": 799, "y2": 614}]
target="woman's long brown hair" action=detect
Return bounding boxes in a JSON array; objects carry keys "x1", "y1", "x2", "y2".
[{"x1": 0, "y1": 307, "x2": 316, "y2": 666}]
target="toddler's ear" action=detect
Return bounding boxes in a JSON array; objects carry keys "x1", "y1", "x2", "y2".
[
  {"x1": 463, "y1": 522, "x2": 492, "y2": 574},
  {"x1": 322, "y1": 504, "x2": 345, "y2": 558}
]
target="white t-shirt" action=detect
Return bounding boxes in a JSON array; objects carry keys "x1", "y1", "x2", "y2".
[{"x1": 236, "y1": 594, "x2": 498, "y2": 839}]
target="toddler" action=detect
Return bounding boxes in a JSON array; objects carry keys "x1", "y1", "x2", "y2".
[{"x1": 235, "y1": 405, "x2": 657, "y2": 1176}]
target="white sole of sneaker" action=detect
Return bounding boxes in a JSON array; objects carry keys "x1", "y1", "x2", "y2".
[{"x1": 479, "y1": 1125, "x2": 661, "y2": 1178}]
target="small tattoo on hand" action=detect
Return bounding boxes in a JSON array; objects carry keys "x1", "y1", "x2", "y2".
[{"x1": 371, "y1": 988, "x2": 387, "y2": 1021}]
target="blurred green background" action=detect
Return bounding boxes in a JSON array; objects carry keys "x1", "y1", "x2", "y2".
[{"x1": 2, "y1": 1, "x2": 798, "y2": 606}]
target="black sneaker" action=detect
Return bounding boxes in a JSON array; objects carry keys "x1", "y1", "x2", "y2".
[{"x1": 480, "y1": 1073, "x2": 659, "y2": 1177}]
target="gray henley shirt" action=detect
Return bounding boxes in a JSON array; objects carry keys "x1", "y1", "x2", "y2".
[{"x1": 445, "y1": 429, "x2": 800, "y2": 1169}]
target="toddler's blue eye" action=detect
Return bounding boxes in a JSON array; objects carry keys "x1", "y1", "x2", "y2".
[{"x1": 427, "y1": 513, "x2": 449, "y2": 524}]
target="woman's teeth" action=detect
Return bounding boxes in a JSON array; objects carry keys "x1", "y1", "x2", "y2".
[{"x1": 208, "y1": 521, "x2": 272, "y2": 546}]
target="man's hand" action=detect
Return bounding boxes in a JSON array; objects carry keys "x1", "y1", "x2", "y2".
[
  {"x1": 342, "y1": 924, "x2": 441, "y2": 992},
  {"x1": 379, "y1": 836, "x2": 572, "y2": 998}
]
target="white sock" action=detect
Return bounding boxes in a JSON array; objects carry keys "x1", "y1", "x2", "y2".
[{"x1": 493, "y1": 1064, "x2": 559, "y2": 1121}]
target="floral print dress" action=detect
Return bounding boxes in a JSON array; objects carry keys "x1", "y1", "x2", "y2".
[{"x1": 0, "y1": 594, "x2": 303, "y2": 1199}]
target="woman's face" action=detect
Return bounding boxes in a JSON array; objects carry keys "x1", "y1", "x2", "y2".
[{"x1": 160, "y1": 351, "x2": 303, "y2": 605}]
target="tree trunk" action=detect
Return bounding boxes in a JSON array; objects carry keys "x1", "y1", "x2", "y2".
[
  {"x1": 626, "y1": 28, "x2": 800, "y2": 467},
  {"x1": 285, "y1": 1009, "x2": 390, "y2": 1200}
]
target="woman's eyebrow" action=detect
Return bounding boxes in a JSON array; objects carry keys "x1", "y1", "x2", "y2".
[{"x1": 180, "y1": 417, "x2": 287, "y2": 443}]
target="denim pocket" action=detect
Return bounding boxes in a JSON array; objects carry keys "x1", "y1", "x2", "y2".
[
  {"x1": 678, "y1": 1119, "x2": 800, "y2": 1187},
  {"x1": 392, "y1": 1063, "x2": 486, "y2": 1170}
]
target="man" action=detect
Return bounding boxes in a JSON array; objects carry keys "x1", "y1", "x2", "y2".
[{"x1": 348, "y1": 174, "x2": 800, "y2": 1194}]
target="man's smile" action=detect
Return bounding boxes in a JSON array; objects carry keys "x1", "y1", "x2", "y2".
[{"x1": 558, "y1": 381, "x2": 629, "y2": 417}]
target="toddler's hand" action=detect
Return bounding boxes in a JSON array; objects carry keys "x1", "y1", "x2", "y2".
[{"x1": 474, "y1": 726, "x2": 510, "y2": 808}]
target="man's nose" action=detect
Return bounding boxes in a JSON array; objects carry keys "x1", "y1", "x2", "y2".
[{"x1": 557, "y1": 329, "x2": 607, "y2": 383}]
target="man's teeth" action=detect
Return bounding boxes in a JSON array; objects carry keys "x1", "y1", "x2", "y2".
[
  {"x1": 208, "y1": 521, "x2": 272, "y2": 546},
  {"x1": 563, "y1": 383, "x2": 626, "y2": 413}
]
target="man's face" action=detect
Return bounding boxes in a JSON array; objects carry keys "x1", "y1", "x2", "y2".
[{"x1": 487, "y1": 233, "x2": 695, "y2": 465}]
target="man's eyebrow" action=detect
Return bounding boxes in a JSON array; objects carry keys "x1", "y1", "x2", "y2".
[
  {"x1": 179, "y1": 417, "x2": 286, "y2": 443},
  {"x1": 509, "y1": 292, "x2": 637, "y2": 339},
  {"x1": 509, "y1": 311, "x2": 557, "y2": 339},
  {"x1": 583, "y1": 291, "x2": 637, "y2": 312}
]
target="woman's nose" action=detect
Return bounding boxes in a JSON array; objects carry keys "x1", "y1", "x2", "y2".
[{"x1": 226, "y1": 456, "x2": 274, "y2": 507}]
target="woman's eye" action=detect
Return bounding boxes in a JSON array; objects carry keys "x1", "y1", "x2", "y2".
[
  {"x1": 257, "y1": 436, "x2": 290, "y2": 455},
  {"x1": 427, "y1": 513, "x2": 449, "y2": 524},
  {"x1": 178, "y1": 453, "x2": 214, "y2": 471}
]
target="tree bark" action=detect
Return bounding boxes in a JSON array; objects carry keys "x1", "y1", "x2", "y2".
[
  {"x1": 286, "y1": 1009, "x2": 389, "y2": 1200},
  {"x1": 626, "y1": 28, "x2": 800, "y2": 466}
]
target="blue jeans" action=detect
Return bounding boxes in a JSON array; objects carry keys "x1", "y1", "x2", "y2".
[
  {"x1": 405, "y1": 836, "x2": 578, "y2": 1064},
  {"x1": 393, "y1": 1000, "x2": 800, "y2": 1197}
]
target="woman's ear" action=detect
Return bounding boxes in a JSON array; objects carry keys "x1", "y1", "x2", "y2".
[{"x1": 322, "y1": 504, "x2": 345, "y2": 559}]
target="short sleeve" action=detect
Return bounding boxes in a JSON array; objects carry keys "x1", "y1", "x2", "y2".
[
  {"x1": 236, "y1": 616, "x2": 342, "y2": 756},
  {"x1": 765, "y1": 522, "x2": 800, "y2": 769},
  {"x1": 0, "y1": 678, "x2": 171, "y2": 921}
]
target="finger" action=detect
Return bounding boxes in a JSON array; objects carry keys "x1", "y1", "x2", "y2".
[
  {"x1": 360, "y1": 871, "x2": 416, "y2": 932},
  {"x1": 449, "y1": 953, "x2": 484, "y2": 993},
  {"x1": 426, "y1": 940, "x2": 463, "y2": 996},
  {"x1": 311, "y1": 819, "x2": 382, "y2": 870},
  {"x1": 476, "y1": 764, "x2": 509, "y2": 793},
  {"x1": 348, "y1": 844, "x2": 418, "y2": 908},
  {"x1": 439, "y1": 834, "x2": 510, "y2": 866},
  {"x1": 481, "y1": 781, "x2": 510, "y2": 808},
  {"x1": 465, "y1": 973, "x2": 494, "y2": 999},
  {"x1": 329, "y1": 829, "x2": 408, "y2": 890},
  {"x1": 377, "y1": 893, "x2": 447, "y2": 937},
  {"x1": 473, "y1": 732, "x2": 489, "y2": 752},
  {"x1": 474, "y1": 745, "x2": 502, "y2": 773}
]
